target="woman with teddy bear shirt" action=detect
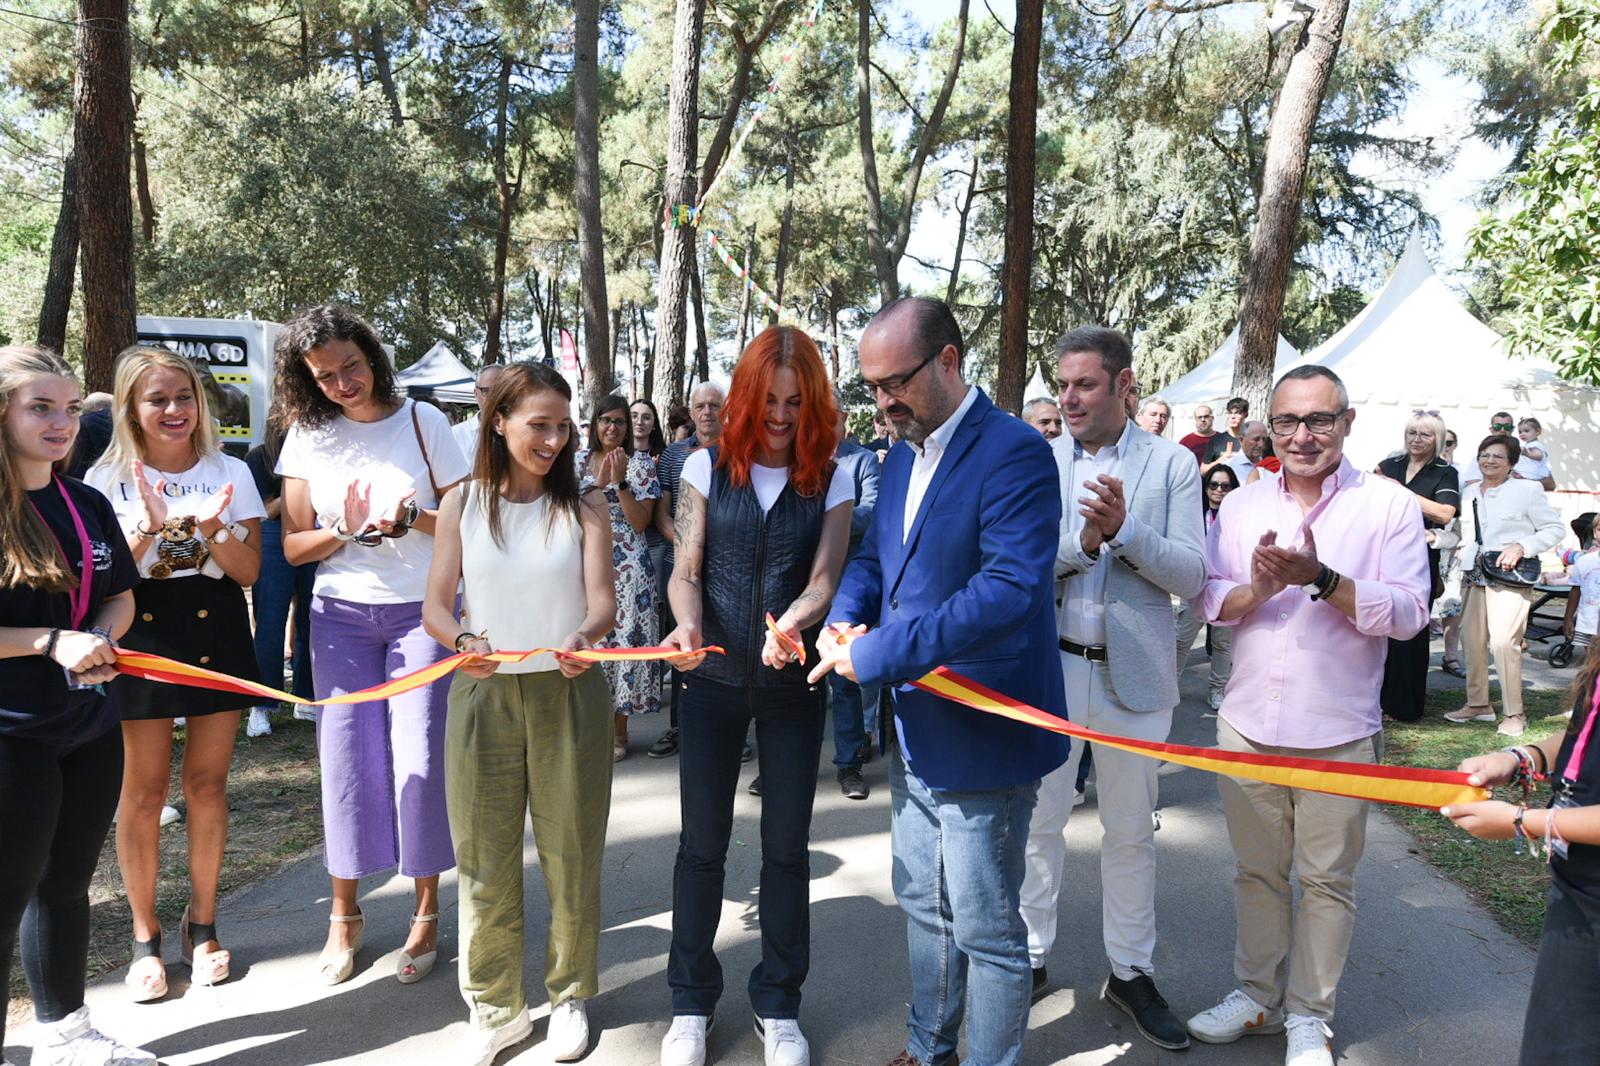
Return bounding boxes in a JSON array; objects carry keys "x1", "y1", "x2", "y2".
[{"x1": 86, "y1": 345, "x2": 265, "y2": 1003}]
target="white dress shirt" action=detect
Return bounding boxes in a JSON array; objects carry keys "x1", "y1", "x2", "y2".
[
  {"x1": 1055, "y1": 418, "x2": 1139, "y2": 646},
  {"x1": 453, "y1": 413, "x2": 482, "y2": 469},
  {"x1": 902, "y1": 384, "x2": 978, "y2": 540}
]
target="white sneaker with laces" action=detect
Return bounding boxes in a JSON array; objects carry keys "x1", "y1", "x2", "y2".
[
  {"x1": 661, "y1": 1014, "x2": 713, "y2": 1066},
  {"x1": 754, "y1": 1017, "x2": 809, "y2": 1066},
  {"x1": 247, "y1": 708, "x2": 274, "y2": 737},
  {"x1": 462, "y1": 1010, "x2": 532, "y2": 1066},
  {"x1": 1284, "y1": 1014, "x2": 1334, "y2": 1066},
  {"x1": 548, "y1": 999, "x2": 590, "y2": 1062},
  {"x1": 1207, "y1": 689, "x2": 1225, "y2": 712},
  {"x1": 1186, "y1": 988, "x2": 1285, "y2": 1044},
  {"x1": 32, "y1": 1007, "x2": 156, "y2": 1066},
  {"x1": 293, "y1": 705, "x2": 319, "y2": 721}
]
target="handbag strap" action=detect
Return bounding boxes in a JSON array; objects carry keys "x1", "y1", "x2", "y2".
[{"x1": 408, "y1": 400, "x2": 442, "y2": 502}]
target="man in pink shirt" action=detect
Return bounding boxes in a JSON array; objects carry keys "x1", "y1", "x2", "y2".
[{"x1": 1185, "y1": 366, "x2": 1430, "y2": 1066}]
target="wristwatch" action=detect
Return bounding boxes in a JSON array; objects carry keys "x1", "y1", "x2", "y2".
[
  {"x1": 1300, "y1": 564, "x2": 1330, "y2": 598},
  {"x1": 211, "y1": 524, "x2": 231, "y2": 545},
  {"x1": 330, "y1": 517, "x2": 359, "y2": 543}
]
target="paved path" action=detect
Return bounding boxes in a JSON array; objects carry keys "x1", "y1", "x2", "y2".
[{"x1": 9, "y1": 651, "x2": 1536, "y2": 1065}]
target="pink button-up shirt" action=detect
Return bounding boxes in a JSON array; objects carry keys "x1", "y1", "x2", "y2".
[{"x1": 1202, "y1": 457, "x2": 1430, "y2": 749}]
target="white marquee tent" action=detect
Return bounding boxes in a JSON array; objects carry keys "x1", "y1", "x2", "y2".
[
  {"x1": 1286, "y1": 235, "x2": 1600, "y2": 494},
  {"x1": 1160, "y1": 327, "x2": 1301, "y2": 410},
  {"x1": 394, "y1": 342, "x2": 476, "y2": 405}
]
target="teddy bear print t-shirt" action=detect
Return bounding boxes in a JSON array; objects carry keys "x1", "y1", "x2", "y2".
[{"x1": 86, "y1": 452, "x2": 267, "y2": 579}]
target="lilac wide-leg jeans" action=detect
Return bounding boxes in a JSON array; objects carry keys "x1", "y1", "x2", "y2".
[{"x1": 310, "y1": 595, "x2": 455, "y2": 880}]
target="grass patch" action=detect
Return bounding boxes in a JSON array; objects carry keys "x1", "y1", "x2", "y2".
[
  {"x1": 6, "y1": 707, "x2": 322, "y2": 1026},
  {"x1": 1384, "y1": 684, "x2": 1570, "y2": 945}
]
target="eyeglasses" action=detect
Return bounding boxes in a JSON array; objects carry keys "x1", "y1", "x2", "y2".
[
  {"x1": 1404, "y1": 429, "x2": 1435, "y2": 439},
  {"x1": 1444, "y1": 438, "x2": 1457, "y2": 447},
  {"x1": 1478, "y1": 451, "x2": 1509, "y2": 463},
  {"x1": 859, "y1": 347, "x2": 943, "y2": 398},
  {"x1": 1206, "y1": 480, "x2": 1233, "y2": 491},
  {"x1": 597, "y1": 416, "x2": 628, "y2": 428},
  {"x1": 1412, "y1": 409, "x2": 1440, "y2": 418},
  {"x1": 1490, "y1": 422, "x2": 1514, "y2": 431},
  {"x1": 1267, "y1": 409, "x2": 1347, "y2": 437}
]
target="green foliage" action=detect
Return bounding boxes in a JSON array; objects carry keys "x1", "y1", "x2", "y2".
[{"x1": 1469, "y1": 0, "x2": 1600, "y2": 383}]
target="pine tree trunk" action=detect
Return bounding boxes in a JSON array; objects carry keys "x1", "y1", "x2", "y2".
[
  {"x1": 653, "y1": 0, "x2": 704, "y2": 414},
  {"x1": 736, "y1": 224, "x2": 755, "y2": 355},
  {"x1": 574, "y1": 0, "x2": 611, "y2": 408},
  {"x1": 639, "y1": 304, "x2": 656, "y2": 401},
  {"x1": 131, "y1": 109, "x2": 156, "y2": 242},
  {"x1": 37, "y1": 148, "x2": 80, "y2": 354},
  {"x1": 75, "y1": 0, "x2": 136, "y2": 393},
  {"x1": 485, "y1": 52, "x2": 515, "y2": 366},
  {"x1": 947, "y1": 150, "x2": 980, "y2": 307},
  {"x1": 771, "y1": 153, "x2": 795, "y2": 324},
  {"x1": 995, "y1": 0, "x2": 1042, "y2": 416},
  {"x1": 368, "y1": 20, "x2": 403, "y2": 126},
  {"x1": 1231, "y1": 0, "x2": 1350, "y2": 414},
  {"x1": 690, "y1": 253, "x2": 709, "y2": 388}
]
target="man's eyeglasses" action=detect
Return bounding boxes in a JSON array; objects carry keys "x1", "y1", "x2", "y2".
[
  {"x1": 859, "y1": 347, "x2": 943, "y2": 398},
  {"x1": 1267, "y1": 409, "x2": 1347, "y2": 437},
  {"x1": 1490, "y1": 422, "x2": 1514, "y2": 431},
  {"x1": 1444, "y1": 438, "x2": 1458, "y2": 448}
]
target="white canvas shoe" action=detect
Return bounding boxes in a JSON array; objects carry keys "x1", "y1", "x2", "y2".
[
  {"x1": 754, "y1": 1017, "x2": 809, "y2": 1066},
  {"x1": 548, "y1": 999, "x2": 590, "y2": 1062},
  {"x1": 661, "y1": 1014, "x2": 714, "y2": 1066},
  {"x1": 1284, "y1": 1014, "x2": 1334, "y2": 1066}
]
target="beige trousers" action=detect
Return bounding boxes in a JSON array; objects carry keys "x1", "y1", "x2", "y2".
[
  {"x1": 1462, "y1": 582, "x2": 1535, "y2": 718},
  {"x1": 1215, "y1": 717, "x2": 1382, "y2": 1022}
]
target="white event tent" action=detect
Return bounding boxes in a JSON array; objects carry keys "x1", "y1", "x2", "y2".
[
  {"x1": 1285, "y1": 235, "x2": 1600, "y2": 495},
  {"x1": 1159, "y1": 327, "x2": 1301, "y2": 440},
  {"x1": 394, "y1": 342, "x2": 476, "y2": 405}
]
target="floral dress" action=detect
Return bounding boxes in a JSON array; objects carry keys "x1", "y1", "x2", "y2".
[{"x1": 578, "y1": 447, "x2": 662, "y2": 716}]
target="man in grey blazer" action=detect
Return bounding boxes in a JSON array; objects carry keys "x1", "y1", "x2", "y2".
[{"x1": 1020, "y1": 326, "x2": 1207, "y2": 1050}]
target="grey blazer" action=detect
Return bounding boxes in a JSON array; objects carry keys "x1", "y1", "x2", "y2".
[{"x1": 1054, "y1": 422, "x2": 1206, "y2": 713}]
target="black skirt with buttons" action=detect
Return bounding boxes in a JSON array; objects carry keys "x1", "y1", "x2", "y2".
[{"x1": 115, "y1": 574, "x2": 261, "y2": 719}]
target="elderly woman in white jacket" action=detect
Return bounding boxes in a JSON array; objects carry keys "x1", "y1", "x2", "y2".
[{"x1": 1444, "y1": 432, "x2": 1565, "y2": 736}]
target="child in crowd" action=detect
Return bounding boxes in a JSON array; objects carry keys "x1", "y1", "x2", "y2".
[
  {"x1": 1563, "y1": 514, "x2": 1600, "y2": 655},
  {"x1": 1517, "y1": 417, "x2": 1556, "y2": 490}
]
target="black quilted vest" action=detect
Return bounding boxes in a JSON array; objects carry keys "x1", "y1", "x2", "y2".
[{"x1": 696, "y1": 447, "x2": 829, "y2": 689}]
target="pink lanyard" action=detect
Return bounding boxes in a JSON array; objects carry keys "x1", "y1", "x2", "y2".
[
  {"x1": 1564, "y1": 683, "x2": 1600, "y2": 788},
  {"x1": 27, "y1": 476, "x2": 94, "y2": 628}
]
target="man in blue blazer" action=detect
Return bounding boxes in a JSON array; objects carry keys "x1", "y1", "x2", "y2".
[{"x1": 809, "y1": 297, "x2": 1068, "y2": 1066}]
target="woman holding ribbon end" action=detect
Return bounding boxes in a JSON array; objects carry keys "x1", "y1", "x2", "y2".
[
  {"x1": 275, "y1": 305, "x2": 470, "y2": 987},
  {"x1": 659, "y1": 326, "x2": 854, "y2": 1066},
  {"x1": 1445, "y1": 638, "x2": 1600, "y2": 1062},
  {"x1": 0, "y1": 345, "x2": 153, "y2": 1065},
  {"x1": 422, "y1": 362, "x2": 619, "y2": 1065},
  {"x1": 87, "y1": 346, "x2": 266, "y2": 1000}
]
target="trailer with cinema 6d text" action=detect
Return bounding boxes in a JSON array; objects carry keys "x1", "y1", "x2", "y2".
[{"x1": 135, "y1": 316, "x2": 278, "y2": 453}]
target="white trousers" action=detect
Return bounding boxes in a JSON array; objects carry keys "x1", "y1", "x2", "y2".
[{"x1": 1018, "y1": 651, "x2": 1172, "y2": 978}]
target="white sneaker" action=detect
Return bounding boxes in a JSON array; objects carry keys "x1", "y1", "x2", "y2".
[
  {"x1": 1207, "y1": 689, "x2": 1225, "y2": 712},
  {"x1": 159, "y1": 805, "x2": 181, "y2": 828},
  {"x1": 293, "y1": 705, "x2": 318, "y2": 722},
  {"x1": 33, "y1": 1007, "x2": 156, "y2": 1066},
  {"x1": 462, "y1": 1010, "x2": 532, "y2": 1066},
  {"x1": 1186, "y1": 989, "x2": 1284, "y2": 1044},
  {"x1": 661, "y1": 1014, "x2": 713, "y2": 1066},
  {"x1": 1284, "y1": 1014, "x2": 1333, "y2": 1066},
  {"x1": 1072, "y1": 788, "x2": 1086, "y2": 808},
  {"x1": 754, "y1": 1017, "x2": 809, "y2": 1066},
  {"x1": 548, "y1": 999, "x2": 590, "y2": 1062},
  {"x1": 247, "y1": 708, "x2": 274, "y2": 737}
]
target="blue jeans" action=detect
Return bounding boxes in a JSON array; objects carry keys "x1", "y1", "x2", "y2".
[
  {"x1": 252, "y1": 518, "x2": 316, "y2": 709},
  {"x1": 890, "y1": 751, "x2": 1038, "y2": 1066},
  {"x1": 829, "y1": 674, "x2": 878, "y2": 769},
  {"x1": 669, "y1": 675, "x2": 824, "y2": 1018}
]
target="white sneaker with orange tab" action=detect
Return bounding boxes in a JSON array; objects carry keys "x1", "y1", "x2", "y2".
[
  {"x1": 1185, "y1": 988, "x2": 1285, "y2": 1044},
  {"x1": 1284, "y1": 1014, "x2": 1334, "y2": 1066}
]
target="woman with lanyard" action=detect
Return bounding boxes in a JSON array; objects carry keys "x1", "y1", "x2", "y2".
[
  {"x1": 0, "y1": 345, "x2": 153, "y2": 1065},
  {"x1": 1444, "y1": 639, "x2": 1600, "y2": 1062},
  {"x1": 1444, "y1": 432, "x2": 1563, "y2": 736},
  {"x1": 576, "y1": 393, "x2": 661, "y2": 760},
  {"x1": 275, "y1": 305, "x2": 469, "y2": 986},
  {"x1": 658, "y1": 326, "x2": 854, "y2": 1066},
  {"x1": 1374, "y1": 412, "x2": 1459, "y2": 721},
  {"x1": 1173, "y1": 462, "x2": 1240, "y2": 714},
  {"x1": 86, "y1": 346, "x2": 266, "y2": 1000},
  {"x1": 423, "y1": 363, "x2": 624, "y2": 1066}
]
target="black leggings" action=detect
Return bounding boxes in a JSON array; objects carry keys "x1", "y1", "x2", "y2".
[{"x1": 0, "y1": 727, "x2": 123, "y2": 1029}]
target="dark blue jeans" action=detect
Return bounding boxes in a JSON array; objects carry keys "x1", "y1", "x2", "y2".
[
  {"x1": 1520, "y1": 878, "x2": 1600, "y2": 1063},
  {"x1": 252, "y1": 518, "x2": 316, "y2": 708},
  {"x1": 829, "y1": 673, "x2": 878, "y2": 769},
  {"x1": 669, "y1": 675, "x2": 824, "y2": 1018}
]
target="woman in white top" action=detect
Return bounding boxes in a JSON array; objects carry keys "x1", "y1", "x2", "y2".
[
  {"x1": 275, "y1": 305, "x2": 469, "y2": 987},
  {"x1": 422, "y1": 363, "x2": 617, "y2": 1066},
  {"x1": 1445, "y1": 432, "x2": 1565, "y2": 735},
  {"x1": 87, "y1": 345, "x2": 265, "y2": 1000}
]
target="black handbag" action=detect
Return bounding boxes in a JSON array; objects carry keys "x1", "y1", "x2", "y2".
[{"x1": 1473, "y1": 498, "x2": 1542, "y2": 587}]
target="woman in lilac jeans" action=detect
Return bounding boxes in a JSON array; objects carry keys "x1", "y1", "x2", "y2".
[{"x1": 274, "y1": 305, "x2": 470, "y2": 986}]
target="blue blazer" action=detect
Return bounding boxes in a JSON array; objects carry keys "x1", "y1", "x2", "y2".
[{"x1": 829, "y1": 389, "x2": 1069, "y2": 790}]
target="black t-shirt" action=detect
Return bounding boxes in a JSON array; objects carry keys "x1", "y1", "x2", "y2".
[
  {"x1": 1204, "y1": 433, "x2": 1241, "y2": 462},
  {"x1": 0, "y1": 478, "x2": 139, "y2": 742},
  {"x1": 245, "y1": 442, "x2": 279, "y2": 505},
  {"x1": 66, "y1": 409, "x2": 113, "y2": 480},
  {"x1": 1551, "y1": 695, "x2": 1600, "y2": 907},
  {"x1": 1378, "y1": 455, "x2": 1460, "y2": 531}
]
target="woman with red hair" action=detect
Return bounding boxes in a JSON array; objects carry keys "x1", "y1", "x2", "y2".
[{"x1": 659, "y1": 326, "x2": 854, "y2": 1066}]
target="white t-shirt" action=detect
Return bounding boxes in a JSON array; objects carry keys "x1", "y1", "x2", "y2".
[
  {"x1": 87, "y1": 453, "x2": 267, "y2": 579},
  {"x1": 681, "y1": 448, "x2": 854, "y2": 515},
  {"x1": 453, "y1": 414, "x2": 482, "y2": 471},
  {"x1": 276, "y1": 400, "x2": 470, "y2": 604},
  {"x1": 1516, "y1": 440, "x2": 1553, "y2": 482},
  {"x1": 1571, "y1": 551, "x2": 1600, "y2": 637}
]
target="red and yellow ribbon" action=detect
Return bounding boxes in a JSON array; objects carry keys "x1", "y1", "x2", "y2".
[{"x1": 115, "y1": 645, "x2": 721, "y2": 709}]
